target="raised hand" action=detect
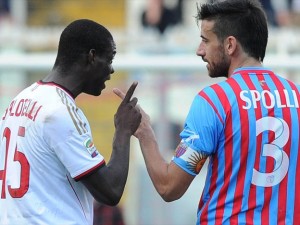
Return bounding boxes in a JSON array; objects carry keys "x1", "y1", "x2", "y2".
[
  {"x1": 114, "y1": 82, "x2": 142, "y2": 135},
  {"x1": 113, "y1": 84, "x2": 153, "y2": 139}
]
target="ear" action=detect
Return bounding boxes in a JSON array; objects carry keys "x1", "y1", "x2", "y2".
[
  {"x1": 225, "y1": 36, "x2": 237, "y2": 56},
  {"x1": 88, "y1": 49, "x2": 96, "y2": 63}
]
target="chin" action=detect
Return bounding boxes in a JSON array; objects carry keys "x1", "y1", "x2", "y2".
[
  {"x1": 84, "y1": 89, "x2": 102, "y2": 96},
  {"x1": 94, "y1": 90, "x2": 102, "y2": 96}
]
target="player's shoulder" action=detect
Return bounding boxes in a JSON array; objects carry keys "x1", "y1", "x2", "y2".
[
  {"x1": 29, "y1": 82, "x2": 77, "y2": 117},
  {"x1": 34, "y1": 82, "x2": 75, "y2": 104},
  {"x1": 199, "y1": 79, "x2": 228, "y2": 97}
]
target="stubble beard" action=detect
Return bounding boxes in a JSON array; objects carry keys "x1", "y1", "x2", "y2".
[{"x1": 208, "y1": 47, "x2": 230, "y2": 78}]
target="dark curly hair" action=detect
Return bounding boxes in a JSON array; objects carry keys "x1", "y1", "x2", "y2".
[{"x1": 53, "y1": 19, "x2": 113, "y2": 71}]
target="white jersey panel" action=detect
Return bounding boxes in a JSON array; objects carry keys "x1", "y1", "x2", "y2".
[{"x1": 0, "y1": 82, "x2": 105, "y2": 225}]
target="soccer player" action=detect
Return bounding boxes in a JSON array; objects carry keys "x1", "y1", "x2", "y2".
[
  {"x1": 0, "y1": 19, "x2": 141, "y2": 224},
  {"x1": 115, "y1": 0, "x2": 300, "y2": 224}
]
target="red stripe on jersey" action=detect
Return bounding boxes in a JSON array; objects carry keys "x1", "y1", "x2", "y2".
[
  {"x1": 240, "y1": 72, "x2": 273, "y2": 225},
  {"x1": 269, "y1": 73, "x2": 292, "y2": 225},
  {"x1": 199, "y1": 91, "x2": 224, "y2": 124},
  {"x1": 198, "y1": 154, "x2": 221, "y2": 225},
  {"x1": 226, "y1": 78, "x2": 250, "y2": 225},
  {"x1": 197, "y1": 84, "x2": 224, "y2": 225},
  {"x1": 74, "y1": 160, "x2": 105, "y2": 181},
  {"x1": 239, "y1": 74, "x2": 262, "y2": 225},
  {"x1": 214, "y1": 84, "x2": 234, "y2": 224},
  {"x1": 261, "y1": 76, "x2": 273, "y2": 225},
  {"x1": 199, "y1": 84, "x2": 233, "y2": 224}
]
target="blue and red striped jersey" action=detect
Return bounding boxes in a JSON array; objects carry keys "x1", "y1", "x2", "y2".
[{"x1": 172, "y1": 67, "x2": 300, "y2": 225}]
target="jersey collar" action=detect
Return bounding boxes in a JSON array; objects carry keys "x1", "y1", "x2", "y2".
[{"x1": 37, "y1": 80, "x2": 75, "y2": 99}]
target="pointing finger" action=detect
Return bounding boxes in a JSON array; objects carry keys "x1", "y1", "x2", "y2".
[
  {"x1": 113, "y1": 88, "x2": 126, "y2": 100},
  {"x1": 123, "y1": 81, "x2": 138, "y2": 103}
]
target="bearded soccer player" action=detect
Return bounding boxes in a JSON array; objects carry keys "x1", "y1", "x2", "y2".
[{"x1": 114, "y1": 0, "x2": 300, "y2": 224}]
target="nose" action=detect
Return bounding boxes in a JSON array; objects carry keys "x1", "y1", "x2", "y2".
[{"x1": 196, "y1": 42, "x2": 205, "y2": 57}]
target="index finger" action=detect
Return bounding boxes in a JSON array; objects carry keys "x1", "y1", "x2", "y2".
[
  {"x1": 123, "y1": 81, "x2": 138, "y2": 103},
  {"x1": 113, "y1": 88, "x2": 126, "y2": 100}
]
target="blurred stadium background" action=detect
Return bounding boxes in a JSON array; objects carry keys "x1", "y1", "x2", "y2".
[{"x1": 1, "y1": 0, "x2": 300, "y2": 224}]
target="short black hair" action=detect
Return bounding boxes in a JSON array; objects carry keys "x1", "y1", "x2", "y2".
[
  {"x1": 53, "y1": 19, "x2": 113, "y2": 70},
  {"x1": 196, "y1": 0, "x2": 268, "y2": 62}
]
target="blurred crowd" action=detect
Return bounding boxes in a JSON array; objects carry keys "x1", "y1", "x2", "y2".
[{"x1": 141, "y1": 0, "x2": 300, "y2": 35}]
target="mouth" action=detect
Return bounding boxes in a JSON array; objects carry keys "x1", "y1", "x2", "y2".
[
  {"x1": 105, "y1": 75, "x2": 111, "y2": 82},
  {"x1": 101, "y1": 78, "x2": 110, "y2": 89},
  {"x1": 206, "y1": 63, "x2": 210, "y2": 71}
]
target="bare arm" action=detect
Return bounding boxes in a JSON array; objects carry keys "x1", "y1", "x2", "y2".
[
  {"x1": 113, "y1": 88, "x2": 207, "y2": 202},
  {"x1": 136, "y1": 120, "x2": 194, "y2": 202},
  {"x1": 81, "y1": 82, "x2": 141, "y2": 206}
]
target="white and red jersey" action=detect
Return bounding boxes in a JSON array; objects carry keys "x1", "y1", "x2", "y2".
[{"x1": 0, "y1": 81, "x2": 105, "y2": 225}]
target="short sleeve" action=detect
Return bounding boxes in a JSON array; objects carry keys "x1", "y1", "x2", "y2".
[
  {"x1": 42, "y1": 105, "x2": 105, "y2": 180},
  {"x1": 172, "y1": 94, "x2": 223, "y2": 176}
]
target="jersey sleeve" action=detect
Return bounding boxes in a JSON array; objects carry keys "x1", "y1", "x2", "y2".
[
  {"x1": 172, "y1": 93, "x2": 223, "y2": 176},
  {"x1": 42, "y1": 105, "x2": 105, "y2": 181}
]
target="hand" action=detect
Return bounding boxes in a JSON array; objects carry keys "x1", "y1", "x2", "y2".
[
  {"x1": 113, "y1": 82, "x2": 142, "y2": 135},
  {"x1": 113, "y1": 84, "x2": 153, "y2": 139}
]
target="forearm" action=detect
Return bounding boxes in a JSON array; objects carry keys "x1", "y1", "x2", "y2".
[
  {"x1": 136, "y1": 121, "x2": 195, "y2": 202},
  {"x1": 137, "y1": 127, "x2": 173, "y2": 200},
  {"x1": 82, "y1": 130, "x2": 132, "y2": 206},
  {"x1": 106, "y1": 130, "x2": 131, "y2": 193}
]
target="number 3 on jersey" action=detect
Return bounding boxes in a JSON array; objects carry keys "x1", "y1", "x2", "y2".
[
  {"x1": 0, "y1": 127, "x2": 30, "y2": 198},
  {"x1": 252, "y1": 116, "x2": 289, "y2": 187}
]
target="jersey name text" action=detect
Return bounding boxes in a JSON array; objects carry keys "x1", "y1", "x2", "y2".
[
  {"x1": 2, "y1": 98, "x2": 42, "y2": 121},
  {"x1": 240, "y1": 89, "x2": 299, "y2": 109}
]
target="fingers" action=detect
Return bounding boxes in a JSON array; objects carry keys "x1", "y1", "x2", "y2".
[
  {"x1": 113, "y1": 81, "x2": 139, "y2": 107},
  {"x1": 123, "y1": 81, "x2": 138, "y2": 103},
  {"x1": 130, "y1": 97, "x2": 138, "y2": 107},
  {"x1": 113, "y1": 88, "x2": 125, "y2": 100},
  {"x1": 113, "y1": 82, "x2": 138, "y2": 103}
]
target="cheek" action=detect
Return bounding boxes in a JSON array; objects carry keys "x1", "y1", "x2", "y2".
[{"x1": 100, "y1": 65, "x2": 110, "y2": 76}]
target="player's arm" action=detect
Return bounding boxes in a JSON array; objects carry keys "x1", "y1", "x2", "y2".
[
  {"x1": 113, "y1": 88, "x2": 207, "y2": 202},
  {"x1": 81, "y1": 82, "x2": 141, "y2": 206},
  {"x1": 137, "y1": 120, "x2": 195, "y2": 202}
]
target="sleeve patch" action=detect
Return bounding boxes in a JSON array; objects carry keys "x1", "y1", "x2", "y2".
[
  {"x1": 175, "y1": 142, "x2": 208, "y2": 174},
  {"x1": 83, "y1": 137, "x2": 99, "y2": 158}
]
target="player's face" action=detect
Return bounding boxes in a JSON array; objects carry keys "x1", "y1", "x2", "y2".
[
  {"x1": 84, "y1": 41, "x2": 116, "y2": 96},
  {"x1": 196, "y1": 20, "x2": 230, "y2": 78}
]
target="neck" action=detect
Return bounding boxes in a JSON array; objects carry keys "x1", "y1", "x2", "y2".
[
  {"x1": 42, "y1": 70, "x2": 81, "y2": 98},
  {"x1": 228, "y1": 57, "x2": 262, "y2": 78}
]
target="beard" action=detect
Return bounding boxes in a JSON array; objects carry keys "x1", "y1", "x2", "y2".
[{"x1": 207, "y1": 47, "x2": 230, "y2": 78}]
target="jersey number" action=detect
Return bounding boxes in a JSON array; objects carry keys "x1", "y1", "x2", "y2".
[
  {"x1": 0, "y1": 127, "x2": 30, "y2": 198},
  {"x1": 252, "y1": 117, "x2": 289, "y2": 187}
]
